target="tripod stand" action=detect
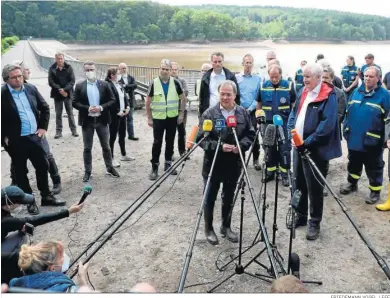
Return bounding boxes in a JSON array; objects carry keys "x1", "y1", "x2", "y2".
[{"x1": 208, "y1": 119, "x2": 280, "y2": 292}]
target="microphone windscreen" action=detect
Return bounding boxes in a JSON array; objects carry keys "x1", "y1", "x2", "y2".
[
  {"x1": 202, "y1": 120, "x2": 213, "y2": 132},
  {"x1": 289, "y1": 252, "x2": 300, "y2": 278},
  {"x1": 186, "y1": 124, "x2": 199, "y2": 149},
  {"x1": 83, "y1": 185, "x2": 92, "y2": 193},
  {"x1": 263, "y1": 124, "x2": 276, "y2": 146},
  {"x1": 291, "y1": 129, "x2": 304, "y2": 147},
  {"x1": 215, "y1": 118, "x2": 226, "y2": 132},
  {"x1": 226, "y1": 115, "x2": 237, "y2": 128},
  {"x1": 255, "y1": 109, "x2": 265, "y2": 119},
  {"x1": 273, "y1": 114, "x2": 283, "y2": 126}
]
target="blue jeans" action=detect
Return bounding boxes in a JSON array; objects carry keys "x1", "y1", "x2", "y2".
[{"x1": 126, "y1": 107, "x2": 135, "y2": 138}]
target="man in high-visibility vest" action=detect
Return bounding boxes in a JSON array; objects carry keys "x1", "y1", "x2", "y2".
[{"x1": 146, "y1": 59, "x2": 187, "y2": 181}]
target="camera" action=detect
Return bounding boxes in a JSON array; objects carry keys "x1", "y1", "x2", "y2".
[{"x1": 25, "y1": 223, "x2": 35, "y2": 236}]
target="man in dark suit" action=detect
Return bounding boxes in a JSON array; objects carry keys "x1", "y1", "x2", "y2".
[
  {"x1": 72, "y1": 61, "x2": 120, "y2": 182},
  {"x1": 48, "y1": 52, "x2": 78, "y2": 139},
  {"x1": 198, "y1": 52, "x2": 240, "y2": 117},
  {"x1": 1, "y1": 64, "x2": 65, "y2": 206},
  {"x1": 118, "y1": 62, "x2": 139, "y2": 141}
]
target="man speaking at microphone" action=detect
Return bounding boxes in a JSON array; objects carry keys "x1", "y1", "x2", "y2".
[
  {"x1": 197, "y1": 80, "x2": 255, "y2": 245},
  {"x1": 287, "y1": 63, "x2": 341, "y2": 241}
]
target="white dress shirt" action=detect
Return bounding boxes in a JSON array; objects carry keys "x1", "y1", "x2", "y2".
[
  {"x1": 114, "y1": 82, "x2": 125, "y2": 114},
  {"x1": 209, "y1": 69, "x2": 226, "y2": 108},
  {"x1": 295, "y1": 82, "x2": 322, "y2": 138}
]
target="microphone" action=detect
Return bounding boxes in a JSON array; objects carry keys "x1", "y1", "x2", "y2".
[
  {"x1": 291, "y1": 129, "x2": 306, "y2": 154},
  {"x1": 263, "y1": 124, "x2": 276, "y2": 147},
  {"x1": 289, "y1": 252, "x2": 301, "y2": 279},
  {"x1": 203, "y1": 119, "x2": 213, "y2": 134},
  {"x1": 186, "y1": 124, "x2": 199, "y2": 150},
  {"x1": 256, "y1": 109, "x2": 266, "y2": 137},
  {"x1": 226, "y1": 115, "x2": 237, "y2": 129},
  {"x1": 273, "y1": 115, "x2": 285, "y2": 144},
  {"x1": 78, "y1": 185, "x2": 92, "y2": 205},
  {"x1": 215, "y1": 118, "x2": 226, "y2": 134}
]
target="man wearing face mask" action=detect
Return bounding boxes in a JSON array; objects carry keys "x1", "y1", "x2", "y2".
[
  {"x1": 146, "y1": 59, "x2": 186, "y2": 180},
  {"x1": 48, "y1": 52, "x2": 78, "y2": 139},
  {"x1": 72, "y1": 61, "x2": 119, "y2": 182},
  {"x1": 1, "y1": 186, "x2": 84, "y2": 285},
  {"x1": 257, "y1": 65, "x2": 296, "y2": 186},
  {"x1": 118, "y1": 63, "x2": 139, "y2": 141}
]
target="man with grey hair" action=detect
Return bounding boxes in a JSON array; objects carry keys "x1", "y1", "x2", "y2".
[
  {"x1": 48, "y1": 52, "x2": 78, "y2": 139},
  {"x1": 146, "y1": 59, "x2": 186, "y2": 180},
  {"x1": 170, "y1": 61, "x2": 189, "y2": 158},
  {"x1": 287, "y1": 63, "x2": 341, "y2": 240},
  {"x1": 73, "y1": 61, "x2": 120, "y2": 182},
  {"x1": 198, "y1": 52, "x2": 240, "y2": 117},
  {"x1": 340, "y1": 66, "x2": 390, "y2": 205},
  {"x1": 1, "y1": 64, "x2": 65, "y2": 207},
  {"x1": 195, "y1": 63, "x2": 212, "y2": 99}
]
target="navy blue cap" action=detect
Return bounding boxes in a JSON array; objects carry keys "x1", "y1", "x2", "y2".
[{"x1": 1, "y1": 186, "x2": 35, "y2": 205}]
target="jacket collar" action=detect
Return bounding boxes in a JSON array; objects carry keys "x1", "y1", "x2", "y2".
[{"x1": 301, "y1": 82, "x2": 333, "y2": 104}]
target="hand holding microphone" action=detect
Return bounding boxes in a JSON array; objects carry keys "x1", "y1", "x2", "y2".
[{"x1": 291, "y1": 129, "x2": 307, "y2": 154}]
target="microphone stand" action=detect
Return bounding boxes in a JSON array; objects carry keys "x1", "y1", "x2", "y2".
[
  {"x1": 177, "y1": 136, "x2": 222, "y2": 293},
  {"x1": 208, "y1": 126, "x2": 280, "y2": 293},
  {"x1": 67, "y1": 136, "x2": 208, "y2": 278},
  {"x1": 299, "y1": 149, "x2": 390, "y2": 281}
]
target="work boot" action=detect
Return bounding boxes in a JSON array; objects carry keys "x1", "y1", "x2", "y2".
[
  {"x1": 306, "y1": 224, "x2": 320, "y2": 241},
  {"x1": 281, "y1": 176, "x2": 289, "y2": 187},
  {"x1": 264, "y1": 172, "x2": 275, "y2": 183},
  {"x1": 27, "y1": 202, "x2": 40, "y2": 215},
  {"x1": 253, "y1": 159, "x2": 261, "y2": 171},
  {"x1": 365, "y1": 191, "x2": 380, "y2": 205},
  {"x1": 149, "y1": 163, "x2": 159, "y2": 181},
  {"x1": 340, "y1": 182, "x2": 358, "y2": 195},
  {"x1": 41, "y1": 193, "x2": 66, "y2": 206},
  {"x1": 164, "y1": 161, "x2": 177, "y2": 175},
  {"x1": 376, "y1": 185, "x2": 390, "y2": 211},
  {"x1": 220, "y1": 201, "x2": 238, "y2": 243},
  {"x1": 204, "y1": 205, "x2": 218, "y2": 245},
  {"x1": 54, "y1": 132, "x2": 62, "y2": 139}
]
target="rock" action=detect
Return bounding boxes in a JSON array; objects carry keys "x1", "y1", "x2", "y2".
[{"x1": 101, "y1": 266, "x2": 110, "y2": 276}]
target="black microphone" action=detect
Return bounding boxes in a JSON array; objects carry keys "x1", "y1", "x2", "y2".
[
  {"x1": 78, "y1": 185, "x2": 92, "y2": 205},
  {"x1": 289, "y1": 252, "x2": 300, "y2": 279},
  {"x1": 263, "y1": 124, "x2": 276, "y2": 164}
]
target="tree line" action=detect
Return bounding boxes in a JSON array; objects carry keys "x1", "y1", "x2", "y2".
[{"x1": 1, "y1": 1, "x2": 389, "y2": 43}]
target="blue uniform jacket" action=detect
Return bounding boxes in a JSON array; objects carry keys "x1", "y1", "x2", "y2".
[
  {"x1": 287, "y1": 82, "x2": 342, "y2": 161},
  {"x1": 343, "y1": 83, "x2": 390, "y2": 152}
]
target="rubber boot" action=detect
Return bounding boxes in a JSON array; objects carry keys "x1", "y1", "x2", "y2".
[
  {"x1": 149, "y1": 163, "x2": 159, "y2": 181},
  {"x1": 220, "y1": 201, "x2": 238, "y2": 243},
  {"x1": 376, "y1": 185, "x2": 390, "y2": 211},
  {"x1": 48, "y1": 157, "x2": 62, "y2": 194},
  {"x1": 204, "y1": 205, "x2": 218, "y2": 245}
]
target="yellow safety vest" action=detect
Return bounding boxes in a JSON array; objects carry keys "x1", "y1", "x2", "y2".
[{"x1": 152, "y1": 77, "x2": 179, "y2": 120}]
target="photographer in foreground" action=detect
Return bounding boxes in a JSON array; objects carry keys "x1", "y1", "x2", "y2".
[
  {"x1": 9, "y1": 241, "x2": 91, "y2": 292},
  {"x1": 1, "y1": 186, "x2": 84, "y2": 284}
]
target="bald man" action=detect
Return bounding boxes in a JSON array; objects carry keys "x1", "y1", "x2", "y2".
[{"x1": 119, "y1": 63, "x2": 139, "y2": 141}]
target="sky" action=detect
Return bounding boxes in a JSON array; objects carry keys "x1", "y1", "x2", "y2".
[{"x1": 151, "y1": 0, "x2": 390, "y2": 18}]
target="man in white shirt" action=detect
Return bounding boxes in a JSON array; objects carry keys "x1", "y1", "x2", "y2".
[
  {"x1": 198, "y1": 52, "x2": 240, "y2": 117},
  {"x1": 287, "y1": 63, "x2": 341, "y2": 241}
]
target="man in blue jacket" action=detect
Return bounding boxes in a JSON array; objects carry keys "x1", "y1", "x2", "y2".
[
  {"x1": 287, "y1": 63, "x2": 341, "y2": 241},
  {"x1": 340, "y1": 66, "x2": 390, "y2": 204}
]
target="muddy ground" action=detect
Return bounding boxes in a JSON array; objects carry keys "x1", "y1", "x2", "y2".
[{"x1": 1, "y1": 41, "x2": 389, "y2": 293}]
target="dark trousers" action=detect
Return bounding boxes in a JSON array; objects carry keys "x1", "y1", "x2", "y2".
[
  {"x1": 126, "y1": 107, "x2": 135, "y2": 138},
  {"x1": 82, "y1": 118, "x2": 113, "y2": 173},
  {"x1": 54, "y1": 97, "x2": 77, "y2": 133},
  {"x1": 6, "y1": 135, "x2": 50, "y2": 197},
  {"x1": 10, "y1": 136, "x2": 60, "y2": 185},
  {"x1": 176, "y1": 110, "x2": 188, "y2": 155},
  {"x1": 109, "y1": 114, "x2": 127, "y2": 157},
  {"x1": 293, "y1": 149, "x2": 329, "y2": 226},
  {"x1": 347, "y1": 149, "x2": 384, "y2": 192},
  {"x1": 203, "y1": 176, "x2": 238, "y2": 227},
  {"x1": 249, "y1": 110, "x2": 260, "y2": 161},
  {"x1": 266, "y1": 140, "x2": 291, "y2": 178},
  {"x1": 151, "y1": 117, "x2": 177, "y2": 165}
]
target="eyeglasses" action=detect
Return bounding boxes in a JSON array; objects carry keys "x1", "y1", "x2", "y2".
[{"x1": 9, "y1": 75, "x2": 23, "y2": 80}]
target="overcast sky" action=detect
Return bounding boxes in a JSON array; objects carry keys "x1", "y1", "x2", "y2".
[{"x1": 152, "y1": 0, "x2": 390, "y2": 18}]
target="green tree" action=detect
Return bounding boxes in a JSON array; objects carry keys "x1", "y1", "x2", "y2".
[{"x1": 114, "y1": 9, "x2": 133, "y2": 42}]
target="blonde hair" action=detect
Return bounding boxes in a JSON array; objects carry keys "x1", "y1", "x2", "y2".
[
  {"x1": 271, "y1": 275, "x2": 309, "y2": 293},
  {"x1": 18, "y1": 241, "x2": 62, "y2": 274}
]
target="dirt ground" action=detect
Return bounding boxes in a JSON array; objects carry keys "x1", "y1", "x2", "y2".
[{"x1": 1, "y1": 41, "x2": 390, "y2": 293}]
